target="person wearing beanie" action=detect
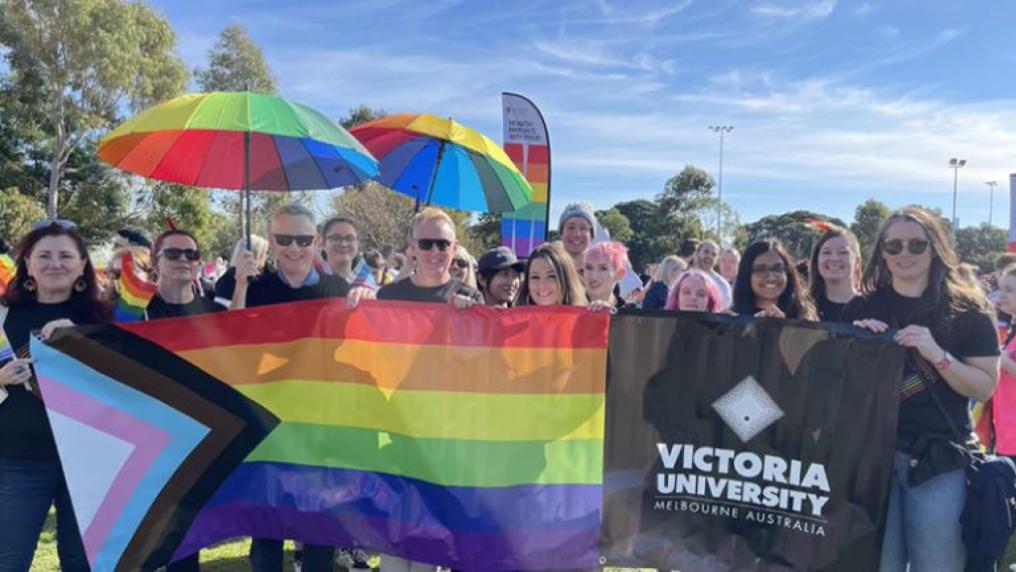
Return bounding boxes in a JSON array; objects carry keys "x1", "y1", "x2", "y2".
[{"x1": 558, "y1": 202, "x2": 597, "y2": 269}]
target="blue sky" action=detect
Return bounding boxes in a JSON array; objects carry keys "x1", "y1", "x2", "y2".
[{"x1": 153, "y1": 0, "x2": 1016, "y2": 228}]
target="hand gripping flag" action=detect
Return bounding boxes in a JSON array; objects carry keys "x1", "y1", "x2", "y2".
[{"x1": 34, "y1": 299, "x2": 609, "y2": 571}]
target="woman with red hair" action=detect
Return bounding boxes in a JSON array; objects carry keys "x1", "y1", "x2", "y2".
[{"x1": 665, "y1": 269, "x2": 725, "y2": 313}]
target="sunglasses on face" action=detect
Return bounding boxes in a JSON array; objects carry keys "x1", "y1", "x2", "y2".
[
  {"x1": 326, "y1": 234, "x2": 357, "y2": 245},
  {"x1": 751, "y1": 264, "x2": 787, "y2": 277},
  {"x1": 452, "y1": 258, "x2": 470, "y2": 269},
  {"x1": 273, "y1": 234, "x2": 315, "y2": 247},
  {"x1": 416, "y1": 239, "x2": 452, "y2": 252},
  {"x1": 32, "y1": 218, "x2": 77, "y2": 231},
  {"x1": 159, "y1": 248, "x2": 201, "y2": 261},
  {"x1": 882, "y1": 239, "x2": 929, "y2": 256}
]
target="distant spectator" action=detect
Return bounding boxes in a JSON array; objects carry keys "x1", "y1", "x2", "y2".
[
  {"x1": 214, "y1": 235, "x2": 269, "y2": 305},
  {"x1": 642, "y1": 255, "x2": 686, "y2": 310},
  {"x1": 718, "y1": 247, "x2": 740, "y2": 284}
]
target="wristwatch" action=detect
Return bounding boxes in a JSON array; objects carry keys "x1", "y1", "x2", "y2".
[{"x1": 933, "y1": 351, "x2": 954, "y2": 371}]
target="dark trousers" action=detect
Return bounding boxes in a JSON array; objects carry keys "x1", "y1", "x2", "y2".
[
  {"x1": 250, "y1": 538, "x2": 334, "y2": 571},
  {"x1": 0, "y1": 458, "x2": 89, "y2": 572}
]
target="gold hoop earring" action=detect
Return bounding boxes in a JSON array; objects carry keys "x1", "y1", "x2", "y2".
[
  {"x1": 74, "y1": 277, "x2": 87, "y2": 293},
  {"x1": 22, "y1": 277, "x2": 37, "y2": 293}
]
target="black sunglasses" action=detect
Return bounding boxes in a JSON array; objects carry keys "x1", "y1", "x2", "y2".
[
  {"x1": 882, "y1": 239, "x2": 929, "y2": 256},
  {"x1": 273, "y1": 234, "x2": 315, "y2": 247},
  {"x1": 159, "y1": 248, "x2": 201, "y2": 261},
  {"x1": 452, "y1": 258, "x2": 470, "y2": 269},
  {"x1": 32, "y1": 219, "x2": 77, "y2": 231},
  {"x1": 417, "y1": 239, "x2": 452, "y2": 252}
]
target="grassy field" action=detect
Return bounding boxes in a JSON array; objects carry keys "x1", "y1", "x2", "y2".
[{"x1": 28, "y1": 510, "x2": 1016, "y2": 571}]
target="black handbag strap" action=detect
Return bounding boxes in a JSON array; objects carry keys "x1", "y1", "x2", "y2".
[{"x1": 909, "y1": 349, "x2": 969, "y2": 445}]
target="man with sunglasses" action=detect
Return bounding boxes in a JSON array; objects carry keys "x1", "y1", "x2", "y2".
[
  {"x1": 377, "y1": 207, "x2": 481, "y2": 305},
  {"x1": 146, "y1": 230, "x2": 224, "y2": 320},
  {"x1": 232, "y1": 204, "x2": 350, "y2": 311},
  {"x1": 233, "y1": 204, "x2": 344, "y2": 572}
]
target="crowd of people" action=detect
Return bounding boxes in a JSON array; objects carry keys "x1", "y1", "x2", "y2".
[{"x1": 0, "y1": 200, "x2": 1010, "y2": 571}]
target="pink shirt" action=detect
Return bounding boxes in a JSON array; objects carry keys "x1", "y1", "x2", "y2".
[{"x1": 993, "y1": 334, "x2": 1016, "y2": 454}]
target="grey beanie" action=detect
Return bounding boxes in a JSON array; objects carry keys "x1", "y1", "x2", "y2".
[{"x1": 558, "y1": 202, "x2": 597, "y2": 237}]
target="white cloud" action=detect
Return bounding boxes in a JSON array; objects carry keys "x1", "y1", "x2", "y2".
[
  {"x1": 877, "y1": 25, "x2": 900, "y2": 39},
  {"x1": 750, "y1": 0, "x2": 837, "y2": 20}
]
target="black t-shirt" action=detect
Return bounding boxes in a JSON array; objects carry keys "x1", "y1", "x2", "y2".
[
  {"x1": 145, "y1": 292, "x2": 225, "y2": 320},
  {"x1": 246, "y1": 271, "x2": 350, "y2": 308},
  {"x1": 0, "y1": 301, "x2": 105, "y2": 460},
  {"x1": 816, "y1": 296, "x2": 851, "y2": 322},
  {"x1": 841, "y1": 289, "x2": 999, "y2": 451},
  {"x1": 378, "y1": 278, "x2": 482, "y2": 304},
  {"x1": 642, "y1": 281, "x2": 669, "y2": 310}
]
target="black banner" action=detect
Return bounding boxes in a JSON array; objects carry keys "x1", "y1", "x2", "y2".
[{"x1": 601, "y1": 311, "x2": 903, "y2": 571}]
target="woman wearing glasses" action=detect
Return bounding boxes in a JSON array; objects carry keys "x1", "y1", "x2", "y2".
[
  {"x1": 731, "y1": 239, "x2": 816, "y2": 320},
  {"x1": 0, "y1": 220, "x2": 109, "y2": 571},
  {"x1": 844, "y1": 207, "x2": 999, "y2": 572},
  {"x1": 321, "y1": 215, "x2": 360, "y2": 282},
  {"x1": 146, "y1": 230, "x2": 225, "y2": 319},
  {"x1": 450, "y1": 247, "x2": 478, "y2": 290}
]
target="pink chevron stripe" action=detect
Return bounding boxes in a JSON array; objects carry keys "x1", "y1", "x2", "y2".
[{"x1": 38, "y1": 375, "x2": 170, "y2": 563}]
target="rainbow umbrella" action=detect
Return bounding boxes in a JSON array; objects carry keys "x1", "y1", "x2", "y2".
[
  {"x1": 98, "y1": 92, "x2": 378, "y2": 239},
  {"x1": 350, "y1": 114, "x2": 532, "y2": 212}
]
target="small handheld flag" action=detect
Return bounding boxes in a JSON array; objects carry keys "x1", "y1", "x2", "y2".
[{"x1": 113, "y1": 253, "x2": 157, "y2": 322}]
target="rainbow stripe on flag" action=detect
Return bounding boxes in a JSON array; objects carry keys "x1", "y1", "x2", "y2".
[
  {"x1": 0, "y1": 328, "x2": 13, "y2": 362},
  {"x1": 34, "y1": 300, "x2": 609, "y2": 570},
  {"x1": 0, "y1": 254, "x2": 15, "y2": 297},
  {"x1": 113, "y1": 252, "x2": 157, "y2": 322}
]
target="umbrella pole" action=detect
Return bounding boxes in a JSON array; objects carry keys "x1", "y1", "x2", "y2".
[
  {"x1": 420, "y1": 140, "x2": 446, "y2": 211},
  {"x1": 244, "y1": 131, "x2": 252, "y2": 250}
]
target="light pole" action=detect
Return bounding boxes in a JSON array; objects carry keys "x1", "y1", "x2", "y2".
[
  {"x1": 949, "y1": 158, "x2": 966, "y2": 228},
  {"x1": 986, "y1": 181, "x2": 998, "y2": 227},
  {"x1": 709, "y1": 125, "x2": 733, "y2": 241}
]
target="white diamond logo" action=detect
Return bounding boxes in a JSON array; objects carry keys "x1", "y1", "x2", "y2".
[{"x1": 712, "y1": 376, "x2": 785, "y2": 442}]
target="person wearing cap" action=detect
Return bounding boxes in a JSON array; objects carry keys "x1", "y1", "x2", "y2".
[
  {"x1": 114, "y1": 227, "x2": 152, "y2": 249},
  {"x1": 558, "y1": 203, "x2": 597, "y2": 270},
  {"x1": 477, "y1": 246, "x2": 525, "y2": 308}
]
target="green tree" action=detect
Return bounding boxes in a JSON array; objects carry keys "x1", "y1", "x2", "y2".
[
  {"x1": 0, "y1": 186, "x2": 46, "y2": 241},
  {"x1": 143, "y1": 183, "x2": 223, "y2": 252},
  {"x1": 614, "y1": 199, "x2": 681, "y2": 271},
  {"x1": 743, "y1": 211, "x2": 848, "y2": 260},
  {"x1": 850, "y1": 198, "x2": 890, "y2": 261},
  {"x1": 194, "y1": 24, "x2": 277, "y2": 94},
  {"x1": 595, "y1": 208, "x2": 633, "y2": 243},
  {"x1": 657, "y1": 165, "x2": 714, "y2": 216},
  {"x1": 339, "y1": 105, "x2": 387, "y2": 129},
  {"x1": 0, "y1": 0, "x2": 188, "y2": 216},
  {"x1": 194, "y1": 23, "x2": 285, "y2": 240},
  {"x1": 955, "y1": 223, "x2": 1007, "y2": 272},
  {"x1": 695, "y1": 197, "x2": 745, "y2": 247},
  {"x1": 467, "y1": 212, "x2": 502, "y2": 254},
  {"x1": 331, "y1": 182, "x2": 415, "y2": 251}
]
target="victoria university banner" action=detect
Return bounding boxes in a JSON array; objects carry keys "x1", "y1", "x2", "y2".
[{"x1": 601, "y1": 311, "x2": 905, "y2": 571}]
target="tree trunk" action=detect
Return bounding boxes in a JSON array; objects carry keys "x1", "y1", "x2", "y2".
[{"x1": 47, "y1": 143, "x2": 62, "y2": 218}]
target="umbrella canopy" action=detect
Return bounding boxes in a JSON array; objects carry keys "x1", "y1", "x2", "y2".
[
  {"x1": 98, "y1": 92, "x2": 378, "y2": 191},
  {"x1": 350, "y1": 114, "x2": 532, "y2": 213}
]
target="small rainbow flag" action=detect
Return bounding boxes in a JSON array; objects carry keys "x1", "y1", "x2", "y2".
[
  {"x1": 34, "y1": 300, "x2": 609, "y2": 570},
  {"x1": 113, "y1": 252, "x2": 157, "y2": 322},
  {"x1": 0, "y1": 254, "x2": 15, "y2": 296},
  {"x1": 349, "y1": 256, "x2": 378, "y2": 291},
  {"x1": 0, "y1": 328, "x2": 14, "y2": 362}
]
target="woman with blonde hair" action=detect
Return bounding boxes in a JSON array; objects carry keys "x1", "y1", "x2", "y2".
[
  {"x1": 214, "y1": 235, "x2": 269, "y2": 305},
  {"x1": 450, "y1": 246, "x2": 478, "y2": 290},
  {"x1": 643, "y1": 255, "x2": 687, "y2": 310}
]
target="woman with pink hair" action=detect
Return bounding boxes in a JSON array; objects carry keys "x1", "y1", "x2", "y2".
[
  {"x1": 582, "y1": 241, "x2": 629, "y2": 309},
  {"x1": 665, "y1": 269, "x2": 725, "y2": 312}
]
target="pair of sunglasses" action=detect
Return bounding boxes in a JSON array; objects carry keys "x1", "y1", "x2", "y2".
[
  {"x1": 31, "y1": 219, "x2": 77, "y2": 231},
  {"x1": 452, "y1": 259, "x2": 470, "y2": 269},
  {"x1": 273, "y1": 234, "x2": 315, "y2": 247},
  {"x1": 882, "y1": 239, "x2": 929, "y2": 256},
  {"x1": 417, "y1": 239, "x2": 452, "y2": 252},
  {"x1": 159, "y1": 248, "x2": 201, "y2": 261}
]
